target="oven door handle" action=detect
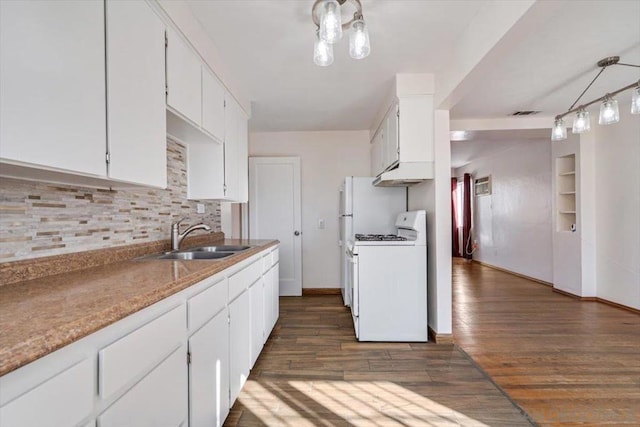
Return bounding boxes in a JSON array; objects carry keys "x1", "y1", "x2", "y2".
[{"x1": 349, "y1": 253, "x2": 359, "y2": 317}]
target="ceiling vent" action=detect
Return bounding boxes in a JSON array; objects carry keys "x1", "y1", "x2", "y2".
[{"x1": 511, "y1": 110, "x2": 540, "y2": 116}]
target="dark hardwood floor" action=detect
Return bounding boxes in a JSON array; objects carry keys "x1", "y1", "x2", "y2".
[
  {"x1": 227, "y1": 259, "x2": 639, "y2": 426},
  {"x1": 452, "y1": 258, "x2": 640, "y2": 426},
  {"x1": 226, "y1": 295, "x2": 531, "y2": 426}
]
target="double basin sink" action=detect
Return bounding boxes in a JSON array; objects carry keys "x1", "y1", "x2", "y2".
[{"x1": 142, "y1": 245, "x2": 252, "y2": 261}]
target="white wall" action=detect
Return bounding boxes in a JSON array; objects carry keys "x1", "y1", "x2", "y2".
[
  {"x1": 408, "y1": 110, "x2": 452, "y2": 335},
  {"x1": 455, "y1": 138, "x2": 553, "y2": 282},
  {"x1": 249, "y1": 131, "x2": 370, "y2": 288},
  {"x1": 592, "y1": 108, "x2": 640, "y2": 309}
]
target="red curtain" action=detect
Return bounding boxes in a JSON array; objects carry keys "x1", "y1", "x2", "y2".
[
  {"x1": 451, "y1": 177, "x2": 459, "y2": 257},
  {"x1": 462, "y1": 173, "x2": 472, "y2": 260}
]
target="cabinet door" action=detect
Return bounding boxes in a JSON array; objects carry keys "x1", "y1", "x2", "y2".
[
  {"x1": 223, "y1": 95, "x2": 240, "y2": 201},
  {"x1": 187, "y1": 142, "x2": 225, "y2": 199},
  {"x1": 384, "y1": 105, "x2": 399, "y2": 169},
  {"x1": 249, "y1": 278, "x2": 264, "y2": 367},
  {"x1": 166, "y1": 27, "x2": 201, "y2": 125},
  {"x1": 202, "y1": 68, "x2": 226, "y2": 143},
  {"x1": 0, "y1": 0, "x2": 106, "y2": 176},
  {"x1": 262, "y1": 268, "x2": 273, "y2": 343},
  {"x1": 229, "y1": 290, "x2": 250, "y2": 404},
  {"x1": 189, "y1": 308, "x2": 230, "y2": 427},
  {"x1": 272, "y1": 263, "x2": 280, "y2": 331},
  {"x1": 370, "y1": 129, "x2": 384, "y2": 176},
  {"x1": 236, "y1": 108, "x2": 249, "y2": 203},
  {"x1": 98, "y1": 346, "x2": 188, "y2": 427},
  {"x1": 106, "y1": 0, "x2": 166, "y2": 188}
]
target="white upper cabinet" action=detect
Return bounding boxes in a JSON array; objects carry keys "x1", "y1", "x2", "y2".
[
  {"x1": 202, "y1": 68, "x2": 226, "y2": 143},
  {"x1": 222, "y1": 95, "x2": 249, "y2": 202},
  {"x1": 370, "y1": 128, "x2": 384, "y2": 176},
  {"x1": 187, "y1": 142, "x2": 225, "y2": 200},
  {"x1": 0, "y1": 0, "x2": 107, "y2": 177},
  {"x1": 384, "y1": 104, "x2": 400, "y2": 169},
  {"x1": 106, "y1": 0, "x2": 167, "y2": 188},
  {"x1": 166, "y1": 27, "x2": 202, "y2": 126},
  {"x1": 224, "y1": 96, "x2": 240, "y2": 201},
  {"x1": 236, "y1": 106, "x2": 249, "y2": 203}
]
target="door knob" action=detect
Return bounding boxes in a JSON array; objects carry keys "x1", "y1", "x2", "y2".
[{"x1": 294, "y1": 230, "x2": 301, "y2": 236}]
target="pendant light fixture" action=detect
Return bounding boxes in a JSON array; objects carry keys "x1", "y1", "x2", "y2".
[
  {"x1": 551, "y1": 118, "x2": 567, "y2": 142},
  {"x1": 312, "y1": 0, "x2": 370, "y2": 66},
  {"x1": 598, "y1": 95, "x2": 620, "y2": 125},
  {"x1": 572, "y1": 109, "x2": 591, "y2": 133},
  {"x1": 313, "y1": 31, "x2": 334, "y2": 67},
  {"x1": 631, "y1": 84, "x2": 640, "y2": 115},
  {"x1": 551, "y1": 56, "x2": 640, "y2": 141}
]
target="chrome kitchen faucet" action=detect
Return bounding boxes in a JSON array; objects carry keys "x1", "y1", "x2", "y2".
[{"x1": 171, "y1": 217, "x2": 211, "y2": 250}]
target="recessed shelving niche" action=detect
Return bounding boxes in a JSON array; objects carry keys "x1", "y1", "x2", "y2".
[{"x1": 556, "y1": 154, "x2": 576, "y2": 232}]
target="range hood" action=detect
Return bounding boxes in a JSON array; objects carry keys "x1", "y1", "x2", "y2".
[{"x1": 373, "y1": 161, "x2": 434, "y2": 187}]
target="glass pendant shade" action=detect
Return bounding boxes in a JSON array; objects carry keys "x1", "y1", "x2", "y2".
[
  {"x1": 631, "y1": 86, "x2": 640, "y2": 114},
  {"x1": 349, "y1": 19, "x2": 370, "y2": 59},
  {"x1": 572, "y1": 109, "x2": 591, "y2": 133},
  {"x1": 313, "y1": 33, "x2": 333, "y2": 66},
  {"x1": 551, "y1": 118, "x2": 567, "y2": 141},
  {"x1": 598, "y1": 96, "x2": 619, "y2": 125},
  {"x1": 319, "y1": 0, "x2": 342, "y2": 44}
]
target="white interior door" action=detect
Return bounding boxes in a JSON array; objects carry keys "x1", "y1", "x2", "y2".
[{"x1": 249, "y1": 157, "x2": 302, "y2": 296}]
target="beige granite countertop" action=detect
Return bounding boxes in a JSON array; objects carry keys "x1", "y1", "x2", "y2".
[{"x1": 0, "y1": 238, "x2": 278, "y2": 376}]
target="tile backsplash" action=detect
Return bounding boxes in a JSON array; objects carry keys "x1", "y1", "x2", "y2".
[{"x1": 0, "y1": 139, "x2": 221, "y2": 262}]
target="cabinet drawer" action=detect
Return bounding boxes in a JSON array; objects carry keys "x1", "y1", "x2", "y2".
[
  {"x1": 229, "y1": 258, "x2": 261, "y2": 301},
  {"x1": 98, "y1": 304, "x2": 186, "y2": 400},
  {"x1": 188, "y1": 277, "x2": 227, "y2": 333},
  {"x1": 262, "y1": 248, "x2": 278, "y2": 272},
  {"x1": 0, "y1": 358, "x2": 93, "y2": 427}
]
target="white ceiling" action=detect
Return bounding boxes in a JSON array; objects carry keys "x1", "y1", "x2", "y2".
[
  {"x1": 450, "y1": 0, "x2": 640, "y2": 119},
  {"x1": 450, "y1": 129, "x2": 550, "y2": 169},
  {"x1": 187, "y1": 0, "x2": 486, "y2": 131},
  {"x1": 188, "y1": 0, "x2": 640, "y2": 154}
]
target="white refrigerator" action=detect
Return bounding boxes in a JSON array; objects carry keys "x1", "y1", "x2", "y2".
[{"x1": 338, "y1": 177, "x2": 407, "y2": 306}]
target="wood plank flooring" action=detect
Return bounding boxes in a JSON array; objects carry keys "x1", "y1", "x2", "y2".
[
  {"x1": 226, "y1": 295, "x2": 532, "y2": 426},
  {"x1": 452, "y1": 258, "x2": 640, "y2": 426}
]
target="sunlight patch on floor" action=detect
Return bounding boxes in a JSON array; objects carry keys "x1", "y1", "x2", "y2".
[{"x1": 238, "y1": 379, "x2": 491, "y2": 426}]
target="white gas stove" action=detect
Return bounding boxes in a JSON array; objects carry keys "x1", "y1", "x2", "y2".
[{"x1": 347, "y1": 210, "x2": 428, "y2": 342}]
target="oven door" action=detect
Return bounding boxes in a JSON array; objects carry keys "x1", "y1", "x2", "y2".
[{"x1": 346, "y1": 246, "x2": 359, "y2": 338}]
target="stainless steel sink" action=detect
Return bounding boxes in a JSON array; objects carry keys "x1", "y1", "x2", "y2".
[
  {"x1": 136, "y1": 244, "x2": 253, "y2": 261},
  {"x1": 189, "y1": 245, "x2": 251, "y2": 252},
  {"x1": 143, "y1": 251, "x2": 235, "y2": 260}
]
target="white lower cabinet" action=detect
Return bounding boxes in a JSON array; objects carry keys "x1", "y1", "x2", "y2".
[
  {"x1": 189, "y1": 307, "x2": 230, "y2": 427},
  {"x1": 0, "y1": 246, "x2": 280, "y2": 427},
  {"x1": 98, "y1": 346, "x2": 188, "y2": 427},
  {"x1": 249, "y1": 277, "x2": 265, "y2": 366},
  {"x1": 229, "y1": 290, "x2": 251, "y2": 404},
  {"x1": 0, "y1": 358, "x2": 94, "y2": 427}
]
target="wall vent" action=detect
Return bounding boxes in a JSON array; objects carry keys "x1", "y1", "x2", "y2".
[{"x1": 511, "y1": 110, "x2": 540, "y2": 116}]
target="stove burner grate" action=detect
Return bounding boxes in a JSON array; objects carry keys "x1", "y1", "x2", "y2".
[{"x1": 355, "y1": 234, "x2": 408, "y2": 241}]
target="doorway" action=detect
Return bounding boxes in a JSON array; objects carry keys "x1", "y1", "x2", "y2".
[{"x1": 248, "y1": 157, "x2": 302, "y2": 296}]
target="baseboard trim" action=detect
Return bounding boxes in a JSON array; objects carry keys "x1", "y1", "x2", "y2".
[
  {"x1": 472, "y1": 260, "x2": 553, "y2": 286},
  {"x1": 428, "y1": 326, "x2": 454, "y2": 344},
  {"x1": 302, "y1": 288, "x2": 341, "y2": 296},
  {"x1": 553, "y1": 288, "x2": 640, "y2": 314}
]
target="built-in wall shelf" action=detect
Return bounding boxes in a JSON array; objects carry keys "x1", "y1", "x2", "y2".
[{"x1": 556, "y1": 154, "x2": 576, "y2": 232}]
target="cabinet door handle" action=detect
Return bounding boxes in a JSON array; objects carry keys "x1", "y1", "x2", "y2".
[{"x1": 294, "y1": 230, "x2": 301, "y2": 236}]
